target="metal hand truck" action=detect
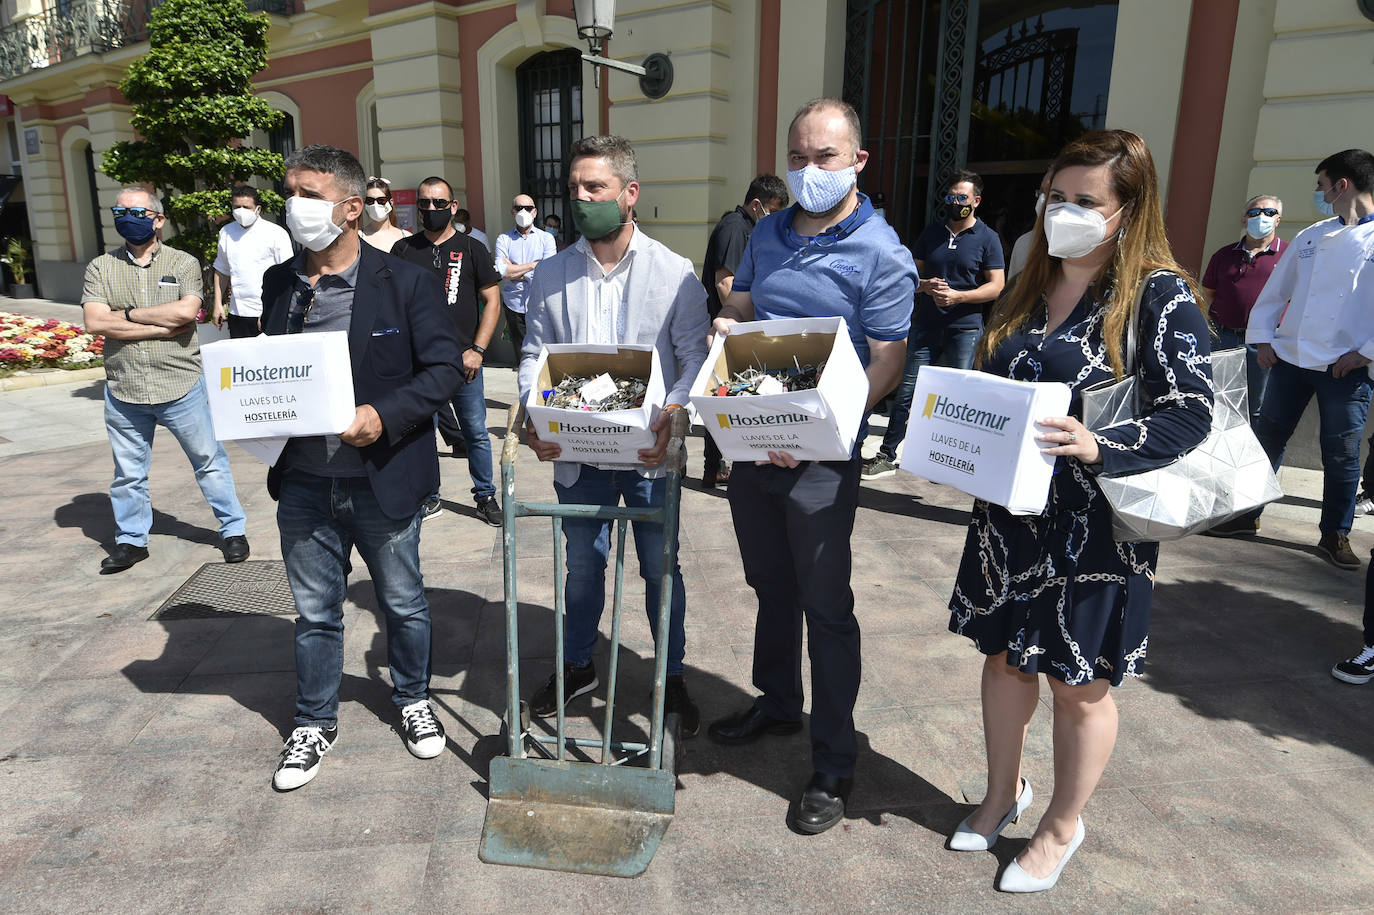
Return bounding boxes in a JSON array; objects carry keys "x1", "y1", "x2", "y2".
[{"x1": 479, "y1": 404, "x2": 689, "y2": 877}]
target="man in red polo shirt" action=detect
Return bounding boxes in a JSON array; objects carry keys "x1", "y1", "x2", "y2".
[{"x1": 1201, "y1": 194, "x2": 1285, "y2": 421}]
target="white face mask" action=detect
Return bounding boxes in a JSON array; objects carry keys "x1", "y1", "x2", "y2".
[
  {"x1": 232, "y1": 207, "x2": 258, "y2": 228},
  {"x1": 286, "y1": 196, "x2": 348, "y2": 252},
  {"x1": 514, "y1": 209, "x2": 535, "y2": 230},
  {"x1": 454, "y1": 223, "x2": 467, "y2": 234},
  {"x1": 365, "y1": 201, "x2": 392, "y2": 223},
  {"x1": 1034, "y1": 192, "x2": 1046, "y2": 218},
  {"x1": 1042, "y1": 201, "x2": 1123, "y2": 259},
  {"x1": 1246, "y1": 213, "x2": 1276, "y2": 239},
  {"x1": 786, "y1": 164, "x2": 857, "y2": 215}
]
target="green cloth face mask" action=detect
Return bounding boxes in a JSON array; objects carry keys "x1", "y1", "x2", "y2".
[{"x1": 571, "y1": 188, "x2": 628, "y2": 240}]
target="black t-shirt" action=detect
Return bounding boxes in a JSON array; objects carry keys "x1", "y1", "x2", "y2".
[
  {"x1": 700, "y1": 205, "x2": 756, "y2": 318},
  {"x1": 390, "y1": 230, "x2": 501, "y2": 346}
]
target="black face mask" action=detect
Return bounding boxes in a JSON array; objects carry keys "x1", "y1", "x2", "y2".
[{"x1": 420, "y1": 209, "x2": 451, "y2": 232}]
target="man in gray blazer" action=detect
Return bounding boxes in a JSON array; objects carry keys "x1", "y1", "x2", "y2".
[{"x1": 517, "y1": 135, "x2": 710, "y2": 735}]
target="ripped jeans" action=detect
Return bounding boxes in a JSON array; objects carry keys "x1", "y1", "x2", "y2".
[
  {"x1": 1250, "y1": 358, "x2": 1373, "y2": 535},
  {"x1": 277, "y1": 471, "x2": 430, "y2": 729}
]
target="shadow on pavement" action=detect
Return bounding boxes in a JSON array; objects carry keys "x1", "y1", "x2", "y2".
[
  {"x1": 67, "y1": 380, "x2": 105, "y2": 401},
  {"x1": 1146, "y1": 578, "x2": 1374, "y2": 766},
  {"x1": 857, "y1": 483, "x2": 972, "y2": 527},
  {"x1": 54, "y1": 491, "x2": 221, "y2": 548}
]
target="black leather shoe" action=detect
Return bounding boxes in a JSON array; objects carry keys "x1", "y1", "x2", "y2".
[
  {"x1": 706, "y1": 704, "x2": 802, "y2": 745},
  {"x1": 221, "y1": 535, "x2": 250, "y2": 563},
  {"x1": 794, "y1": 771, "x2": 852, "y2": 835},
  {"x1": 100, "y1": 543, "x2": 148, "y2": 574}
]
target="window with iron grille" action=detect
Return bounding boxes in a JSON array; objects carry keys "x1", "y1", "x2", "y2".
[{"x1": 517, "y1": 49, "x2": 583, "y2": 238}]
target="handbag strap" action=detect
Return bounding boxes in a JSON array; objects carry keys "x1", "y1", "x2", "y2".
[{"x1": 1123, "y1": 269, "x2": 1171, "y2": 377}]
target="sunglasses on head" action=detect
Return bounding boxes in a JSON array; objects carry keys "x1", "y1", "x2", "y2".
[
  {"x1": 366, "y1": 194, "x2": 391, "y2": 204},
  {"x1": 111, "y1": 206, "x2": 157, "y2": 218},
  {"x1": 417, "y1": 198, "x2": 451, "y2": 210},
  {"x1": 944, "y1": 194, "x2": 970, "y2": 204},
  {"x1": 1246, "y1": 207, "x2": 1279, "y2": 218}
]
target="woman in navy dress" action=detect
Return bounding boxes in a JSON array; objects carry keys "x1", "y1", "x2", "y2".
[{"x1": 945, "y1": 130, "x2": 1214, "y2": 892}]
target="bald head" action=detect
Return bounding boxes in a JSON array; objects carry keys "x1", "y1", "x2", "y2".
[
  {"x1": 513, "y1": 194, "x2": 535, "y2": 209},
  {"x1": 788, "y1": 98, "x2": 862, "y2": 155}
]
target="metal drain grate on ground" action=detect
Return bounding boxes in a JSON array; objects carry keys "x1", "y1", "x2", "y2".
[{"x1": 150, "y1": 560, "x2": 297, "y2": 620}]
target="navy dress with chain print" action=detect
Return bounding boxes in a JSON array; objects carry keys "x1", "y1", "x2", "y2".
[{"x1": 948, "y1": 271, "x2": 1213, "y2": 686}]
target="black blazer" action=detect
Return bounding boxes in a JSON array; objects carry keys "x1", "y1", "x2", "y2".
[{"x1": 260, "y1": 242, "x2": 462, "y2": 519}]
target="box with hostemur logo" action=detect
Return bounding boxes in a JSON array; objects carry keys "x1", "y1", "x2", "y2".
[
  {"x1": 200, "y1": 331, "x2": 356, "y2": 441},
  {"x1": 525, "y1": 343, "x2": 665, "y2": 464},
  {"x1": 900, "y1": 366, "x2": 1071, "y2": 515},
  {"x1": 689, "y1": 317, "x2": 869, "y2": 461}
]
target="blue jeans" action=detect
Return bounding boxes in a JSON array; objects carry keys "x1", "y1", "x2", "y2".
[
  {"x1": 1251, "y1": 358, "x2": 1373, "y2": 535},
  {"x1": 435, "y1": 369, "x2": 495, "y2": 500},
  {"x1": 104, "y1": 377, "x2": 246, "y2": 546},
  {"x1": 277, "y1": 472, "x2": 431, "y2": 728},
  {"x1": 553, "y1": 468, "x2": 687, "y2": 676},
  {"x1": 879, "y1": 321, "x2": 981, "y2": 459},
  {"x1": 1214, "y1": 327, "x2": 1268, "y2": 422}
]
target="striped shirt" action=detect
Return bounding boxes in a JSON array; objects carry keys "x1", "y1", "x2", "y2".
[{"x1": 82, "y1": 242, "x2": 204, "y2": 404}]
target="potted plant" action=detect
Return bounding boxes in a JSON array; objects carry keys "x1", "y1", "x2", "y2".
[{"x1": 4, "y1": 237, "x2": 36, "y2": 298}]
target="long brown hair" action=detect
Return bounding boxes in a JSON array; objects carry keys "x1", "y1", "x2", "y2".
[{"x1": 977, "y1": 129, "x2": 1206, "y2": 379}]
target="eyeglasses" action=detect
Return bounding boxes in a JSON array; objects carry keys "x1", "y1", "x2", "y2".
[
  {"x1": 287, "y1": 285, "x2": 316, "y2": 334},
  {"x1": 513, "y1": 204, "x2": 536, "y2": 213},
  {"x1": 365, "y1": 195, "x2": 391, "y2": 204},
  {"x1": 417, "y1": 198, "x2": 452, "y2": 210},
  {"x1": 1245, "y1": 207, "x2": 1279, "y2": 218},
  {"x1": 944, "y1": 194, "x2": 971, "y2": 204},
  {"x1": 111, "y1": 206, "x2": 157, "y2": 218}
]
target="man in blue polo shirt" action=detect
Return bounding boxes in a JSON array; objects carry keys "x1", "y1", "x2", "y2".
[
  {"x1": 863, "y1": 169, "x2": 1004, "y2": 479},
  {"x1": 707, "y1": 98, "x2": 917, "y2": 835}
]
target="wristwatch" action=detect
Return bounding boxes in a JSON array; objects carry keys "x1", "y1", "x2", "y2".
[
  {"x1": 467, "y1": 343, "x2": 486, "y2": 355},
  {"x1": 124, "y1": 306, "x2": 135, "y2": 322}
]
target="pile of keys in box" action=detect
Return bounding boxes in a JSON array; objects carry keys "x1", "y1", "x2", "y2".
[
  {"x1": 542, "y1": 374, "x2": 648, "y2": 411},
  {"x1": 711, "y1": 360, "x2": 825, "y2": 397}
]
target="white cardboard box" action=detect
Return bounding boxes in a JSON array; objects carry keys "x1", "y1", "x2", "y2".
[
  {"x1": 899, "y1": 366, "x2": 1071, "y2": 515},
  {"x1": 200, "y1": 331, "x2": 356, "y2": 441},
  {"x1": 689, "y1": 317, "x2": 868, "y2": 461},
  {"x1": 525, "y1": 344, "x2": 664, "y2": 464}
]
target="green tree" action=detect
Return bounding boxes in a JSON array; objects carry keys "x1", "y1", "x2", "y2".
[{"x1": 101, "y1": 0, "x2": 284, "y2": 266}]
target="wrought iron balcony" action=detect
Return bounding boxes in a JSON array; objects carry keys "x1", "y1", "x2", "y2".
[{"x1": 0, "y1": 0, "x2": 298, "y2": 85}]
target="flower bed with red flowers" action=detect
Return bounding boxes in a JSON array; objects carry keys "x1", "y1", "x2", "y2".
[{"x1": 0, "y1": 312, "x2": 104, "y2": 377}]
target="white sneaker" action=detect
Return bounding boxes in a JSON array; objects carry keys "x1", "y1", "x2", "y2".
[
  {"x1": 273, "y1": 726, "x2": 337, "y2": 791},
  {"x1": 400, "y1": 700, "x2": 446, "y2": 759}
]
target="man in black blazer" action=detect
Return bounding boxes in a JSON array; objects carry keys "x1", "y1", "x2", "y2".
[{"x1": 259, "y1": 145, "x2": 462, "y2": 791}]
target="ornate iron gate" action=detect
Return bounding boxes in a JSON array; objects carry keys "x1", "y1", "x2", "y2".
[{"x1": 517, "y1": 49, "x2": 583, "y2": 234}]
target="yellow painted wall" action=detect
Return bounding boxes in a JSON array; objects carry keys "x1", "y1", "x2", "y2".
[
  {"x1": 1103, "y1": 0, "x2": 1193, "y2": 196},
  {"x1": 1201, "y1": 0, "x2": 1278, "y2": 263},
  {"x1": 1249, "y1": 0, "x2": 1374, "y2": 235}
]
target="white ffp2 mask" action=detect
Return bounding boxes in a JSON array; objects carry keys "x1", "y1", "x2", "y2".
[{"x1": 1042, "y1": 201, "x2": 1123, "y2": 259}]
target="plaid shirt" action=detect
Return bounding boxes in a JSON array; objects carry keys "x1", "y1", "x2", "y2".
[{"x1": 82, "y1": 242, "x2": 204, "y2": 404}]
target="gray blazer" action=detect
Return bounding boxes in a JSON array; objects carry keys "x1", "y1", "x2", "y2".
[{"x1": 518, "y1": 228, "x2": 710, "y2": 483}]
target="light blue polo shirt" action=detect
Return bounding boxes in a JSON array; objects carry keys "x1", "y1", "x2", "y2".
[{"x1": 732, "y1": 193, "x2": 917, "y2": 365}]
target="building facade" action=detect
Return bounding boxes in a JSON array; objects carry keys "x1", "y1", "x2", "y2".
[{"x1": 0, "y1": 0, "x2": 1370, "y2": 306}]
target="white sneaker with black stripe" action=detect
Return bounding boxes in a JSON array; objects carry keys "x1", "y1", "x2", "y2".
[
  {"x1": 1332, "y1": 645, "x2": 1374, "y2": 684},
  {"x1": 400, "y1": 700, "x2": 446, "y2": 758},
  {"x1": 273, "y1": 725, "x2": 337, "y2": 791}
]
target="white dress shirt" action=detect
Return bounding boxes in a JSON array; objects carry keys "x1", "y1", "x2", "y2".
[
  {"x1": 212, "y1": 218, "x2": 294, "y2": 318},
  {"x1": 577, "y1": 232, "x2": 637, "y2": 345},
  {"x1": 494, "y1": 225, "x2": 558, "y2": 313},
  {"x1": 1247, "y1": 214, "x2": 1374, "y2": 369}
]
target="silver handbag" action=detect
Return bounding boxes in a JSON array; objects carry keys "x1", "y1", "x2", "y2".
[{"x1": 1080, "y1": 273, "x2": 1283, "y2": 541}]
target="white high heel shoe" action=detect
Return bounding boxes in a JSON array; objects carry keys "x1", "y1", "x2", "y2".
[
  {"x1": 997, "y1": 816, "x2": 1085, "y2": 893},
  {"x1": 949, "y1": 777, "x2": 1033, "y2": 852}
]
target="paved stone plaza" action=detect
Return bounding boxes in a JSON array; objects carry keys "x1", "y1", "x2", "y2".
[{"x1": 1, "y1": 300, "x2": 1372, "y2": 912}]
